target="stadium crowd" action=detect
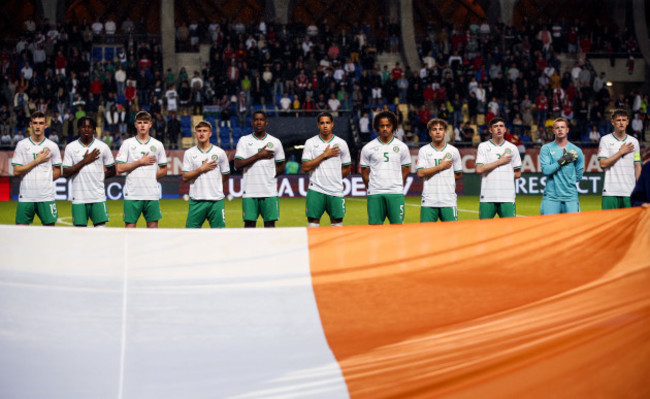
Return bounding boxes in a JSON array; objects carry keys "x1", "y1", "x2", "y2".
[{"x1": 0, "y1": 14, "x2": 648, "y2": 152}]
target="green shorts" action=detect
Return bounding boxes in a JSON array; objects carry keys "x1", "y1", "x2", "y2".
[
  {"x1": 15, "y1": 201, "x2": 58, "y2": 225},
  {"x1": 72, "y1": 202, "x2": 110, "y2": 226},
  {"x1": 420, "y1": 206, "x2": 458, "y2": 222},
  {"x1": 367, "y1": 194, "x2": 405, "y2": 225},
  {"x1": 602, "y1": 196, "x2": 631, "y2": 210},
  {"x1": 479, "y1": 202, "x2": 516, "y2": 219},
  {"x1": 305, "y1": 189, "x2": 346, "y2": 220},
  {"x1": 242, "y1": 197, "x2": 279, "y2": 222},
  {"x1": 123, "y1": 200, "x2": 162, "y2": 224},
  {"x1": 186, "y1": 199, "x2": 226, "y2": 228}
]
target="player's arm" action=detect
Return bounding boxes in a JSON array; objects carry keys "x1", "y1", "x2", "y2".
[
  {"x1": 116, "y1": 152, "x2": 156, "y2": 174},
  {"x1": 401, "y1": 164, "x2": 410, "y2": 184},
  {"x1": 182, "y1": 160, "x2": 217, "y2": 182},
  {"x1": 341, "y1": 163, "x2": 351, "y2": 178},
  {"x1": 222, "y1": 172, "x2": 230, "y2": 187},
  {"x1": 301, "y1": 145, "x2": 339, "y2": 172},
  {"x1": 13, "y1": 148, "x2": 52, "y2": 177},
  {"x1": 234, "y1": 147, "x2": 274, "y2": 169},
  {"x1": 476, "y1": 153, "x2": 512, "y2": 175},
  {"x1": 599, "y1": 142, "x2": 634, "y2": 170},
  {"x1": 52, "y1": 164, "x2": 61, "y2": 180},
  {"x1": 514, "y1": 167, "x2": 522, "y2": 179},
  {"x1": 540, "y1": 146, "x2": 560, "y2": 176},
  {"x1": 635, "y1": 162, "x2": 642, "y2": 180},
  {"x1": 156, "y1": 164, "x2": 167, "y2": 180},
  {"x1": 361, "y1": 166, "x2": 370, "y2": 188},
  {"x1": 454, "y1": 171, "x2": 463, "y2": 180},
  {"x1": 62, "y1": 149, "x2": 101, "y2": 178},
  {"x1": 105, "y1": 164, "x2": 116, "y2": 178},
  {"x1": 417, "y1": 159, "x2": 452, "y2": 179},
  {"x1": 575, "y1": 150, "x2": 584, "y2": 183},
  {"x1": 275, "y1": 160, "x2": 285, "y2": 177}
]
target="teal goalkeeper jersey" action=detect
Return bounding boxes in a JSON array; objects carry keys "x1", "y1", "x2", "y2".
[{"x1": 540, "y1": 141, "x2": 584, "y2": 201}]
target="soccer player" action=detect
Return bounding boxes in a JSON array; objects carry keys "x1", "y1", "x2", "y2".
[
  {"x1": 182, "y1": 120, "x2": 230, "y2": 228},
  {"x1": 598, "y1": 109, "x2": 642, "y2": 209},
  {"x1": 475, "y1": 117, "x2": 522, "y2": 219},
  {"x1": 234, "y1": 110, "x2": 285, "y2": 228},
  {"x1": 417, "y1": 118, "x2": 463, "y2": 222},
  {"x1": 301, "y1": 112, "x2": 352, "y2": 227},
  {"x1": 116, "y1": 111, "x2": 168, "y2": 228},
  {"x1": 540, "y1": 118, "x2": 585, "y2": 215},
  {"x1": 12, "y1": 111, "x2": 62, "y2": 225},
  {"x1": 360, "y1": 110, "x2": 411, "y2": 225},
  {"x1": 62, "y1": 117, "x2": 115, "y2": 227}
]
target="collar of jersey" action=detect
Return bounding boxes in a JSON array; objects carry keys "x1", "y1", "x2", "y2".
[
  {"x1": 376, "y1": 137, "x2": 394, "y2": 145},
  {"x1": 319, "y1": 134, "x2": 335, "y2": 143},
  {"x1": 429, "y1": 143, "x2": 447, "y2": 152},
  {"x1": 135, "y1": 137, "x2": 151, "y2": 145},
  {"x1": 612, "y1": 133, "x2": 627, "y2": 142},
  {"x1": 77, "y1": 138, "x2": 95, "y2": 148},
  {"x1": 198, "y1": 144, "x2": 213, "y2": 154},
  {"x1": 488, "y1": 139, "x2": 505, "y2": 147},
  {"x1": 252, "y1": 133, "x2": 267, "y2": 141},
  {"x1": 29, "y1": 137, "x2": 45, "y2": 146}
]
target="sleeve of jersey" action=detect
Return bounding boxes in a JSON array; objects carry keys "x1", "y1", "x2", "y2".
[
  {"x1": 234, "y1": 138, "x2": 245, "y2": 159},
  {"x1": 274, "y1": 139, "x2": 285, "y2": 162},
  {"x1": 540, "y1": 145, "x2": 560, "y2": 176},
  {"x1": 475, "y1": 143, "x2": 485, "y2": 165},
  {"x1": 634, "y1": 140, "x2": 641, "y2": 162},
  {"x1": 219, "y1": 150, "x2": 230, "y2": 174},
  {"x1": 50, "y1": 143, "x2": 62, "y2": 166},
  {"x1": 115, "y1": 141, "x2": 128, "y2": 163},
  {"x1": 512, "y1": 145, "x2": 522, "y2": 169},
  {"x1": 62, "y1": 145, "x2": 73, "y2": 168},
  {"x1": 11, "y1": 141, "x2": 25, "y2": 166},
  {"x1": 597, "y1": 138, "x2": 607, "y2": 159},
  {"x1": 453, "y1": 149, "x2": 462, "y2": 172},
  {"x1": 575, "y1": 148, "x2": 585, "y2": 182},
  {"x1": 103, "y1": 145, "x2": 115, "y2": 166},
  {"x1": 340, "y1": 141, "x2": 352, "y2": 165},
  {"x1": 400, "y1": 144, "x2": 411, "y2": 166},
  {"x1": 181, "y1": 150, "x2": 191, "y2": 173},
  {"x1": 300, "y1": 140, "x2": 312, "y2": 162},
  {"x1": 416, "y1": 148, "x2": 426, "y2": 170},
  {"x1": 157, "y1": 142, "x2": 167, "y2": 165}
]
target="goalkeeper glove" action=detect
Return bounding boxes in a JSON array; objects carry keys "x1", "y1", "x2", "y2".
[{"x1": 557, "y1": 149, "x2": 577, "y2": 166}]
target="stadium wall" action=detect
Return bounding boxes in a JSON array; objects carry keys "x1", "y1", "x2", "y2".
[{"x1": 1, "y1": 208, "x2": 649, "y2": 398}]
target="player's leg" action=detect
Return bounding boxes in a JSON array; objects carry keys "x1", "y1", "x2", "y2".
[
  {"x1": 260, "y1": 196, "x2": 279, "y2": 228},
  {"x1": 562, "y1": 200, "x2": 581, "y2": 214},
  {"x1": 306, "y1": 189, "x2": 326, "y2": 227},
  {"x1": 479, "y1": 202, "x2": 497, "y2": 219},
  {"x1": 71, "y1": 203, "x2": 90, "y2": 226},
  {"x1": 89, "y1": 202, "x2": 110, "y2": 227},
  {"x1": 142, "y1": 200, "x2": 162, "y2": 228},
  {"x1": 186, "y1": 199, "x2": 208, "y2": 228},
  {"x1": 124, "y1": 200, "x2": 144, "y2": 228},
  {"x1": 36, "y1": 201, "x2": 58, "y2": 226},
  {"x1": 367, "y1": 194, "x2": 387, "y2": 225},
  {"x1": 496, "y1": 202, "x2": 516, "y2": 218},
  {"x1": 439, "y1": 206, "x2": 458, "y2": 222},
  {"x1": 601, "y1": 196, "x2": 619, "y2": 210},
  {"x1": 242, "y1": 197, "x2": 260, "y2": 228},
  {"x1": 420, "y1": 206, "x2": 439, "y2": 222},
  {"x1": 385, "y1": 194, "x2": 405, "y2": 224},
  {"x1": 15, "y1": 202, "x2": 37, "y2": 225},
  {"x1": 540, "y1": 198, "x2": 562, "y2": 215},
  {"x1": 206, "y1": 200, "x2": 226, "y2": 228},
  {"x1": 325, "y1": 194, "x2": 345, "y2": 226}
]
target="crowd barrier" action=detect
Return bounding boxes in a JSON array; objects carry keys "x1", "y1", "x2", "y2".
[{"x1": 0, "y1": 207, "x2": 649, "y2": 398}]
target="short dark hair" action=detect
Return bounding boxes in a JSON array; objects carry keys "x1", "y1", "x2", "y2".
[
  {"x1": 488, "y1": 117, "x2": 506, "y2": 128},
  {"x1": 317, "y1": 112, "x2": 333, "y2": 123},
  {"x1": 611, "y1": 108, "x2": 628, "y2": 120},
  {"x1": 30, "y1": 111, "x2": 46, "y2": 121},
  {"x1": 373, "y1": 110, "x2": 398, "y2": 132},
  {"x1": 252, "y1": 110, "x2": 267, "y2": 119},
  {"x1": 427, "y1": 118, "x2": 447, "y2": 131},
  {"x1": 77, "y1": 116, "x2": 97, "y2": 129},
  {"x1": 135, "y1": 110, "x2": 152, "y2": 121}
]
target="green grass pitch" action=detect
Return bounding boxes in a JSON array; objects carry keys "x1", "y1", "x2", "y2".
[{"x1": 0, "y1": 195, "x2": 603, "y2": 228}]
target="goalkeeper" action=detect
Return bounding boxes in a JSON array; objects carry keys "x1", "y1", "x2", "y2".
[{"x1": 540, "y1": 118, "x2": 584, "y2": 215}]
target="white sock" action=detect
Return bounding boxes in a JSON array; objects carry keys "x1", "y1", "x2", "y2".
[
  {"x1": 307, "y1": 222, "x2": 319, "y2": 227},
  {"x1": 331, "y1": 223, "x2": 343, "y2": 227}
]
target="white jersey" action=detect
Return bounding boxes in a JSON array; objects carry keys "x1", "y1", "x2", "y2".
[
  {"x1": 12, "y1": 137, "x2": 62, "y2": 202},
  {"x1": 182, "y1": 145, "x2": 230, "y2": 200},
  {"x1": 63, "y1": 139, "x2": 115, "y2": 204},
  {"x1": 360, "y1": 137, "x2": 411, "y2": 195},
  {"x1": 115, "y1": 136, "x2": 167, "y2": 200},
  {"x1": 476, "y1": 139, "x2": 522, "y2": 202},
  {"x1": 234, "y1": 133, "x2": 285, "y2": 198},
  {"x1": 598, "y1": 133, "x2": 641, "y2": 197},
  {"x1": 417, "y1": 143, "x2": 462, "y2": 207},
  {"x1": 301, "y1": 135, "x2": 351, "y2": 196}
]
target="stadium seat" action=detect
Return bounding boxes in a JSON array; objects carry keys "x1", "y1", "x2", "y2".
[
  {"x1": 92, "y1": 47, "x2": 103, "y2": 62},
  {"x1": 104, "y1": 47, "x2": 114, "y2": 62}
]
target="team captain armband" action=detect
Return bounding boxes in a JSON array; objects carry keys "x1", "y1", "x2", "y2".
[{"x1": 634, "y1": 153, "x2": 641, "y2": 162}]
